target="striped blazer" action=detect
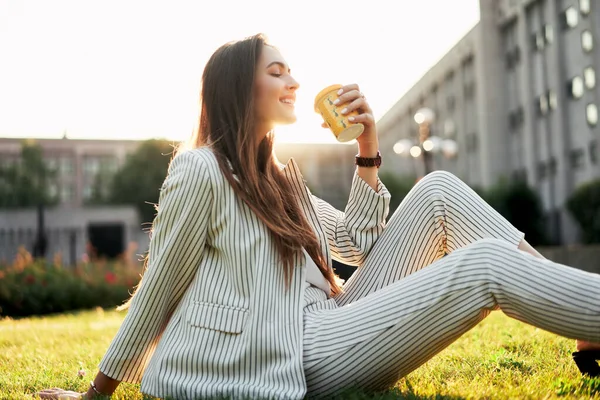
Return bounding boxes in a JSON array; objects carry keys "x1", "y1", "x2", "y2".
[{"x1": 98, "y1": 146, "x2": 390, "y2": 399}]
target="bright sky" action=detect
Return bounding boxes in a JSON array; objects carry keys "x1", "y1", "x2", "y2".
[{"x1": 0, "y1": 0, "x2": 480, "y2": 144}]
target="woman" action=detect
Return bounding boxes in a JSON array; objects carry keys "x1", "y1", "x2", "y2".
[{"x1": 39, "y1": 33, "x2": 600, "y2": 400}]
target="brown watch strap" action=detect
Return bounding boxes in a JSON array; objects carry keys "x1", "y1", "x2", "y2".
[{"x1": 355, "y1": 151, "x2": 382, "y2": 168}]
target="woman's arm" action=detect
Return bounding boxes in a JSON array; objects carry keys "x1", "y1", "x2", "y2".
[{"x1": 96, "y1": 150, "x2": 214, "y2": 384}]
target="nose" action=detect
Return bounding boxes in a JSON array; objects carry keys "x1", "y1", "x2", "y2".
[{"x1": 287, "y1": 75, "x2": 300, "y2": 91}]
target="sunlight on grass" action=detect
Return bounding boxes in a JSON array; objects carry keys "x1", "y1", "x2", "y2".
[{"x1": 1, "y1": 310, "x2": 599, "y2": 399}]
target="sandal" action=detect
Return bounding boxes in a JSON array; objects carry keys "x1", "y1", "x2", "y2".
[{"x1": 572, "y1": 350, "x2": 600, "y2": 377}]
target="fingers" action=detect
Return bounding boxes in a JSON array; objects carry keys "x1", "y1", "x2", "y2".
[
  {"x1": 339, "y1": 97, "x2": 369, "y2": 116},
  {"x1": 321, "y1": 122, "x2": 329, "y2": 129},
  {"x1": 334, "y1": 89, "x2": 362, "y2": 107},
  {"x1": 347, "y1": 112, "x2": 375, "y2": 126},
  {"x1": 334, "y1": 86, "x2": 372, "y2": 114}
]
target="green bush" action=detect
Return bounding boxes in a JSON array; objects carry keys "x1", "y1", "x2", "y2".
[
  {"x1": 483, "y1": 179, "x2": 548, "y2": 246},
  {"x1": 379, "y1": 172, "x2": 417, "y2": 216},
  {"x1": 0, "y1": 250, "x2": 142, "y2": 318},
  {"x1": 566, "y1": 179, "x2": 600, "y2": 244}
]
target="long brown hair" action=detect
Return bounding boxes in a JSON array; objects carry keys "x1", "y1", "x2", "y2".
[{"x1": 185, "y1": 33, "x2": 341, "y2": 295}]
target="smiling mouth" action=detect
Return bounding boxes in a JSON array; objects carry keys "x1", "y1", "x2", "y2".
[{"x1": 280, "y1": 98, "x2": 295, "y2": 106}]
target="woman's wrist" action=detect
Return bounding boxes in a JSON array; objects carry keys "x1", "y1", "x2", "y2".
[{"x1": 357, "y1": 140, "x2": 379, "y2": 158}]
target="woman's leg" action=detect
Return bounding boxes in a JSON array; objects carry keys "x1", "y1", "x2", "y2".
[
  {"x1": 304, "y1": 239, "x2": 600, "y2": 397},
  {"x1": 335, "y1": 170, "x2": 524, "y2": 306}
]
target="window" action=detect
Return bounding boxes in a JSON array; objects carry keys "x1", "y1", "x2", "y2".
[
  {"x1": 544, "y1": 24, "x2": 554, "y2": 44},
  {"x1": 537, "y1": 162, "x2": 548, "y2": 180},
  {"x1": 586, "y1": 103, "x2": 598, "y2": 126},
  {"x1": 464, "y1": 82, "x2": 476, "y2": 99},
  {"x1": 466, "y1": 133, "x2": 478, "y2": 153},
  {"x1": 569, "y1": 76, "x2": 585, "y2": 99},
  {"x1": 570, "y1": 148, "x2": 586, "y2": 169},
  {"x1": 538, "y1": 94, "x2": 549, "y2": 116},
  {"x1": 83, "y1": 184, "x2": 93, "y2": 200},
  {"x1": 590, "y1": 140, "x2": 598, "y2": 164},
  {"x1": 444, "y1": 119, "x2": 456, "y2": 136},
  {"x1": 446, "y1": 96, "x2": 456, "y2": 111},
  {"x1": 83, "y1": 158, "x2": 100, "y2": 176},
  {"x1": 582, "y1": 30, "x2": 594, "y2": 52},
  {"x1": 584, "y1": 67, "x2": 596, "y2": 89},
  {"x1": 60, "y1": 184, "x2": 75, "y2": 204},
  {"x1": 548, "y1": 90, "x2": 558, "y2": 110},
  {"x1": 580, "y1": 0, "x2": 591, "y2": 15},
  {"x1": 509, "y1": 107, "x2": 525, "y2": 129},
  {"x1": 582, "y1": 31, "x2": 594, "y2": 51},
  {"x1": 506, "y1": 47, "x2": 521, "y2": 68},
  {"x1": 534, "y1": 32, "x2": 545, "y2": 51},
  {"x1": 48, "y1": 183, "x2": 58, "y2": 199},
  {"x1": 59, "y1": 156, "x2": 73, "y2": 176},
  {"x1": 563, "y1": 7, "x2": 579, "y2": 29},
  {"x1": 512, "y1": 169, "x2": 527, "y2": 182}
]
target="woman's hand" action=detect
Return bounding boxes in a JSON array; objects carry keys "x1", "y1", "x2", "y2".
[
  {"x1": 321, "y1": 83, "x2": 378, "y2": 152},
  {"x1": 36, "y1": 388, "x2": 85, "y2": 399}
]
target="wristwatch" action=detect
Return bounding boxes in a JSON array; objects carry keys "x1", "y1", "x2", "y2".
[{"x1": 355, "y1": 151, "x2": 382, "y2": 168}]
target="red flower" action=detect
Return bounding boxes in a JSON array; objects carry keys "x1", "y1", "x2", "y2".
[
  {"x1": 24, "y1": 274, "x2": 35, "y2": 284},
  {"x1": 104, "y1": 272, "x2": 117, "y2": 284}
]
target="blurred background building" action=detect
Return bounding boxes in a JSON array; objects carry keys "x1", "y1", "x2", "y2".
[{"x1": 378, "y1": 0, "x2": 599, "y2": 245}]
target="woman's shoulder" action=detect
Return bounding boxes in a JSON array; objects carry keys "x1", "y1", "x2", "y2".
[{"x1": 170, "y1": 146, "x2": 221, "y2": 175}]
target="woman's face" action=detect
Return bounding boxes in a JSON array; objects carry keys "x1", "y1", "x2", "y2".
[{"x1": 254, "y1": 45, "x2": 300, "y2": 137}]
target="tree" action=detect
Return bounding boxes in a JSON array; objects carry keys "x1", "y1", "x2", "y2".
[
  {"x1": 566, "y1": 179, "x2": 600, "y2": 244},
  {"x1": 108, "y1": 139, "x2": 176, "y2": 224},
  {"x1": 0, "y1": 142, "x2": 57, "y2": 208},
  {"x1": 483, "y1": 178, "x2": 548, "y2": 246}
]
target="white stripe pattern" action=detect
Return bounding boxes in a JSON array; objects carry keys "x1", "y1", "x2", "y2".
[
  {"x1": 302, "y1": 171, "x2": 600, "y2": 397},
  {"x1": 97, "y1": 146, "x2": 390, "y2": 399}
]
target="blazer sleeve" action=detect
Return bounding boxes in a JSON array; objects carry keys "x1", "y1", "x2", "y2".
[
  {"x1": 313, "y1": 171, "x2": 390, "y2": 266},
  {"x1": 98, "y1": 150, "x2": 213, "y2": 383}
]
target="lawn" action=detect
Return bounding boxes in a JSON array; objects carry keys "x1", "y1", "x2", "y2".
[{"x1": 1, "y1": 309, "x2": 599, "y2": 399}]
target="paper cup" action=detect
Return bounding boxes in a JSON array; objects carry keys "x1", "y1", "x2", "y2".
[{"x1": 314, "y1": 84, "x2": 364, "y2": 142}]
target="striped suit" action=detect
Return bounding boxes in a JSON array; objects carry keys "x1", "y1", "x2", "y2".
[{"x1": 98, "y1": 147, "x2": 600, "y2": 399}]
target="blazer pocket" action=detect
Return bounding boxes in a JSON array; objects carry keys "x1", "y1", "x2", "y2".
[{"x1": 186, "y1": 302, "x2": 249, "y2": 334}]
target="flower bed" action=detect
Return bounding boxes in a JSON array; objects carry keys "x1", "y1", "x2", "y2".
[{"x1": 0, "y1": 247, "x2": 143, "y2": 318}]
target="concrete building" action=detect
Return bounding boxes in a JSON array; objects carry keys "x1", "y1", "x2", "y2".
[
  {"x1": 377, "y1": 0, "x2": 599, "y2": 244},
  {"x1": 0, "y1": 137, "x2": 140, "y2": 207}
]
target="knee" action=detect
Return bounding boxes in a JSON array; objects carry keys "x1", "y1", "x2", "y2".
[{"x1": 418, "y1": 170, "x2": 462, "y2": 190}]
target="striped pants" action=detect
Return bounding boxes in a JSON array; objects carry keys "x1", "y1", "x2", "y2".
[{"x1": 303, "y1": 171, "x2": 600, "y2": 397}]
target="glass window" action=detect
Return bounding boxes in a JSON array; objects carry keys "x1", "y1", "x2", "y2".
[
  {"x1": 544, "y1": 24, "x2": 554, "y2": 44},
  {"x1": 584, "y1": 67, "x2": 596, "y2": 89},
  {"x1": 60, "y1": 184, "x2": 75, "y2": 204},
  {"x1": 48, "y1": 183, "x2": 58, "y2": 199},
  {"x1": 83, "y1": 184, "x2": 93, "y2": 200},
  {"x1": 570, "y1": 149, "x2": 586, "y2": 169},
  {"x1": 444, "y1": 119, "x2": 456, "y2": 136},
  {"x1": 582, "y1": 30, "x2": 594, "y2": 52},
  {"x1": 570, "y1": 76, "x2": 585, "y2": 99},
  {"x1": 564, "y1": 7, "x2": 579, "y2": 28},
  {"x1": 539, "y1": 95, "x2": 549, "y2": 116},
  {"x1": 586, "y1": 103, "x2": 598, "y2": 126},
  {"x1": 548, "y1": 90, "x2": 558, "y2": 110},
  {"x1": 590, "y1": 140, "x2": 598, "y2": 164},
  {"x1": 534, "y1": 32, "x2": 545, "y2": 51},
  {"x1": 580, "y1": 0, "x2": 591, "y2": 15},
  {"x1": 59, "y1": 156, "x2": 73, "y2": 176}
]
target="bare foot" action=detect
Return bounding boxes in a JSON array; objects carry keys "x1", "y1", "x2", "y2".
[{"x1": 576, "y1": 340, "x2": 600, "y2": 352}]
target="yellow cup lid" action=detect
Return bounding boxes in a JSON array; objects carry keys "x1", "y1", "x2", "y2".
[{"x1": 314, "y1": 84, "x2": 343, "y2": 112}]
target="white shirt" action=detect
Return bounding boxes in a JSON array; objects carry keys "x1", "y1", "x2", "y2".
[{"x1": 303, "y1": 249, "x2": 331, "y2": 296}]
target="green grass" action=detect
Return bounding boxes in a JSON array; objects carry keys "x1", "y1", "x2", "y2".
[{"x1": 1, "y1": 309, "x2": 599, "y2": 399}]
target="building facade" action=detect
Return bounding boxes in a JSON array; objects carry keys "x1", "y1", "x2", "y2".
[{"x1": 377, "y1": 0, "x2": 599, "y2": 244}]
